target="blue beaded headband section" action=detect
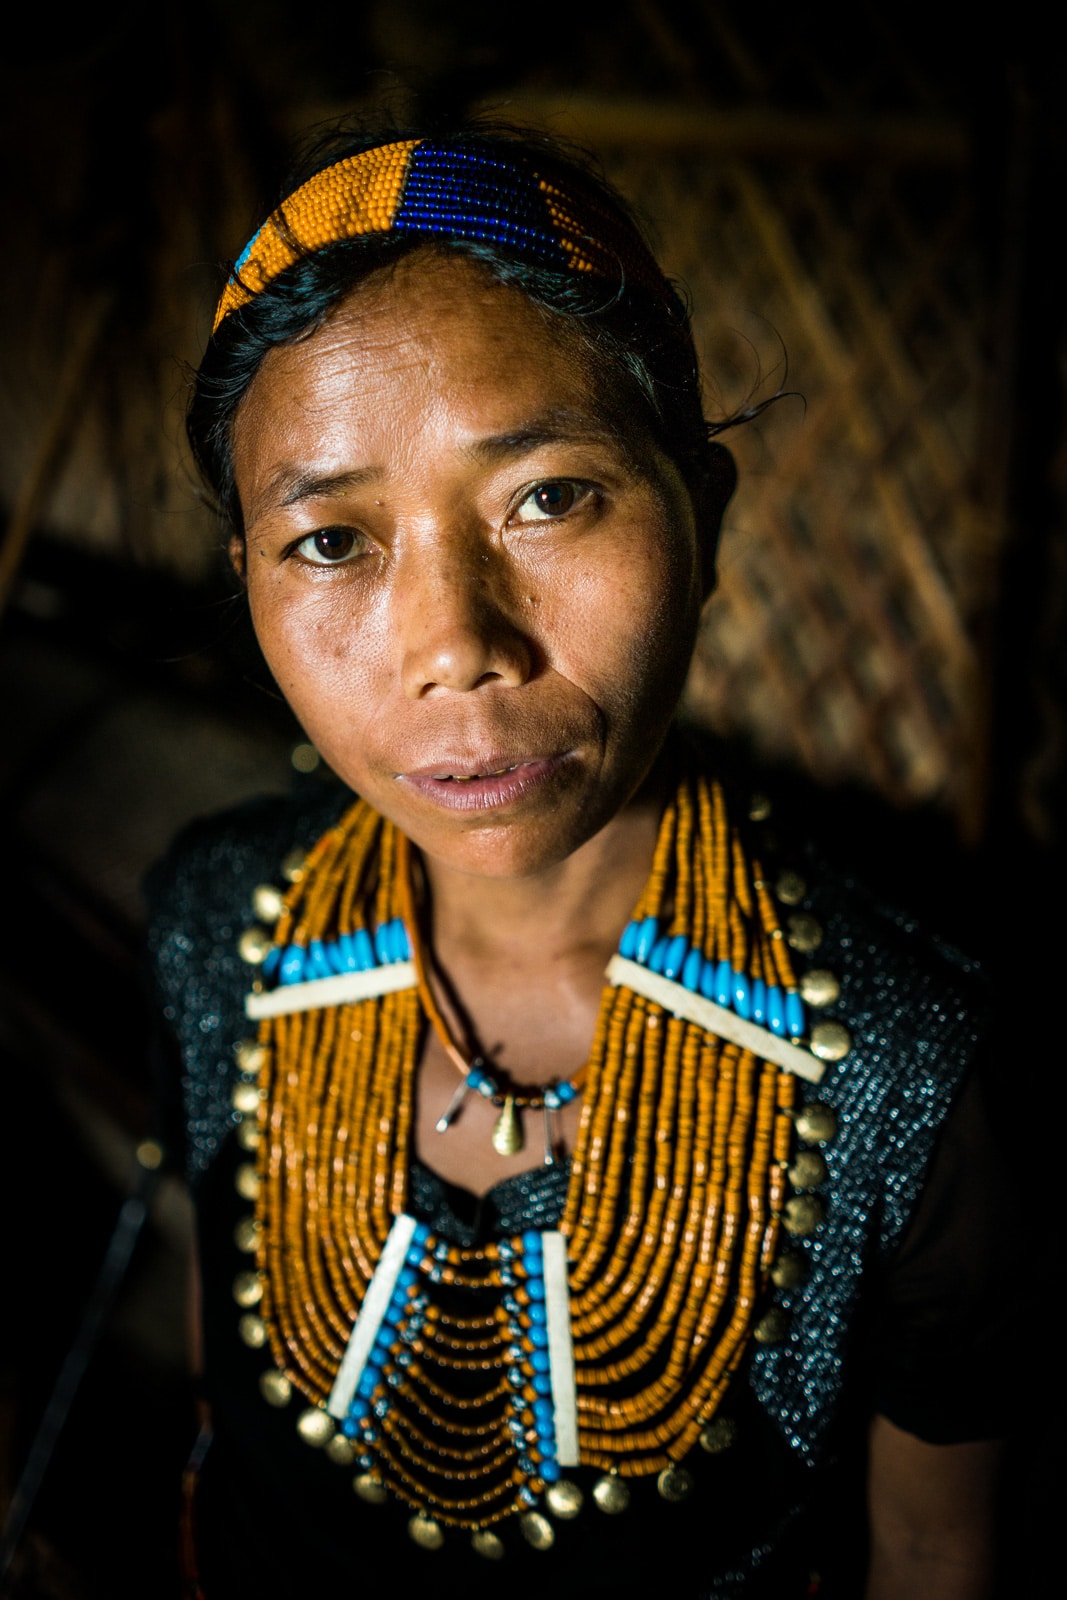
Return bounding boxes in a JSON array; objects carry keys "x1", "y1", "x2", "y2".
[{"x1": 213, "y1": 137, "x2": 674, "y2": 331}]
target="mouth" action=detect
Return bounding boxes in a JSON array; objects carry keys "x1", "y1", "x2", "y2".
[{"x1": 398, "y1": 753, "x2": 571, "y2": 811}]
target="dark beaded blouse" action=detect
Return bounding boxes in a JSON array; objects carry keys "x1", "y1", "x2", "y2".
[{"x1": 148, "y1": 783, "x2": 1008, "y2": 1598}]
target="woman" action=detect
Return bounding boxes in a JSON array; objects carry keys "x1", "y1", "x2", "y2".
[{"x1": 152, "y1": 125, "x2": 1003, "y2": 1597}]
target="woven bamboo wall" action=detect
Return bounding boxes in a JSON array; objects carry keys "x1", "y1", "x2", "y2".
[{"x1": 551, "y1": 113, "x2": 998, "y2": 834}]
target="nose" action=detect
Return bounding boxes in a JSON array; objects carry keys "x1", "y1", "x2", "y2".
[{"x1": 397, "y1": 537, "x2": 535, "y2": 699}]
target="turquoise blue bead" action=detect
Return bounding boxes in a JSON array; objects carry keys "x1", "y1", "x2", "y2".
[
  {"x1": 649, "y1": 936, "x2": 670, "y2": 974},
  {"x1": 374, "y1": 923, "x2": 392, "y2": 965},
  {"x1": 353, "y1": 929, "x2": 375, "y2": 971},
  {"x1": 532, "y1": 1372, "x2": 551, "y2": 1395},
  {"x1": 752, "y1": 977, "x2": 766, "y2": 1024},
  {"x1": 664, "y1": 934, "x2": 688, "y2": 980},
  {"x1": 307, "y1": 939, "x2": 332, "y2": 979},
  {"x1": 529, "y1": 1325, "x2": 548, "y2": 1348},
  {"x1": 521, "y1": 1230, "x2": 542, "y2": 1256},
  {"x1": 767, "y1": 986, "x2": 786, "y2": 1036},
  {"x1": 699, "y1": 959, "x2": 716, "y2": 1000},
  {"x1": 262, "y1": 946, "x2": 281, "y2": 980},
  {"x1": 395, "y1": 920, "x2": 412, "y2": 960},
  {"x1": 682, "y1": 947, "x2": 703, "y2": 992},
  {"x1": 533, "y1": 1398, "x2": 554, "y2": 1422},
  {"x1": 280, "y1": 945, "x2": 305, "y2": 985},
  {"x1": 541, "y1": 1459, "x2": 561, "y2": 1482},
  {"x1": 336, "y1": 932, "x2": 358, "y2": 971},
  {"x1": 619, "y1": 919, "x2": 639, "y2": 959},
  {"x1": 786, "y1": 990, "x2": 805, "y2": 1038},
  {"x1": 634, "y1": 916, "x2": 658, "y2": 963},
  {"x1": 556, "y1": 1082, "x2": 577, "y2": 1104},
  {"x1": 530, "y1": 1350, "x2": 550, "y2": 1373},
  {"x1": 714, "y1": 959, "x2": 733, "y2": 1007},
  {"x1": 733, "y1": 970, "x2": 752, "y2": 1019}
]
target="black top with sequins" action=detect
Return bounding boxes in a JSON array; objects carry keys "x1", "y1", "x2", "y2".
[{"x1": 147, "y1": 784, "x2": 1008, "y2": 1599}]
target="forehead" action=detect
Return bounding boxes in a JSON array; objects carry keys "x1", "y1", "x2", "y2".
[{"x1": 232, "y1": 252, "x2": 644, "y2": 491}]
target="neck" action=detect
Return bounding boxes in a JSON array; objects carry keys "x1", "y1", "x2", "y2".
[{"x1": 420, "y1": 783, "x2": 665, "y2": 968}]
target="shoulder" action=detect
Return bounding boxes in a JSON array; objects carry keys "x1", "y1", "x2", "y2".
[
  {"x1": 146, "y1": 784, "x2": 350, "y2": 933},
  {"x1": 145, "y1": 783, "x2": 352, "y2": 1183}
]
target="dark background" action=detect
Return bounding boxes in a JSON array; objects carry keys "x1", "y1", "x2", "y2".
[{"x1": 1, "y1": 3, "x2": 1062, "y2": 1593}]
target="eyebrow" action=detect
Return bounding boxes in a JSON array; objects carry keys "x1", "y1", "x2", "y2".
[
  {"x1": 245, "y1": 407, "x2": 637, "y2": 531},
  {"x1": 245, "y1": 464, "x2": 381, "y2": 530},
  {"x1": 461, "y1": 408, "x2": 632, "y2": 465}
]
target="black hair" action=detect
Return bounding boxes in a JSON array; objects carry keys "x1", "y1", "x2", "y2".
[{"x1": 187, "y1": 121, "x2": 737, "y2": 538}]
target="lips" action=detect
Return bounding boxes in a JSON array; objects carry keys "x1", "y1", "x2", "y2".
[{"x1": 398, "y1": 753, "x2": 570, "y2": 811}]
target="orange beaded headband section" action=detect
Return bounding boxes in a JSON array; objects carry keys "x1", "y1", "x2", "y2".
[{"x1": 213, "y1": 137, "x2": 674, "y2": 333}]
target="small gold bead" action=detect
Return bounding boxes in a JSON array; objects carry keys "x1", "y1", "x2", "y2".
[
  {"x1": 783, "y1": 1194, "x2": 826, "y2": 1237},
  {"x1": 234, "y1": 1163, "x2": 260, "y2": 1201},
  {"x1": 810, "y1": 1020, "x2": 851, "y2": 1062},
  {"x1": 251, "y1": 883, "x2": 286, "y2": 924},
  {"x1": 471, "y1": 1528, "x2": 505, "y2": 1560},
  {"x1": 236, "y1": 1119, "x2": 260, "y2": 1152},
  {"x1": 238, "y1": 1314, "x2": 267, "y2": 1349},
  {"x1": 753, "y1": 1306, "x2": 791, "y2": 1345},
  {"x1": 295, "y1": 1408, "x2": 335, "y2": 1448},
  {"x1": 794, "y1": 1102, "x2": 838, "y2": 1144},
  {"x1": 280, "y1": 848, "x2": 307, "y2": 884},
  {"x1": 520, "y1": 1511, "x2": 555, "y2": 1550},
  {"x1": 232, "y1": 1270, "x2": 263, "y2": 1308},
  {"x1": 592, "y1": 1473, "x2": 631, "y2": 1514},
  {"x1": 234, "y1": 1215, "x2": 260, "y2": 1253},
  {"x1": 775, "y1": 869, "x2": 807, "y2": 905},
  {"x1": 657, "y1": 1465, "x2": 694, "y2": 1501},
  {"x1": 770, "y1": 1252, "x2": 809, "y2": 1290},
  {"x1": 235, "y1": 1039, "x2": 268, "y2": 1075},
  {"x1": 786, "y1": 913, "x2": 822, "y2": 954},
  {"x1": 259, "y1": 1369, "x2": 292, "y2": 1407},
  {"x1": 353, "y1": 1473, "x2": 388, "y2": 1504},
  {"x1": 699, "y1": 1416, "x2": 738, "y2": 1453},
  {"x1": 545, "y1": 1479, "x2": 584, "y2": 1519},
  {"x1": 232, "y1": 1081, "x2": 261, "y2": 1115},
  {"x1": 408, "y1": 1514, "x2": 444, "y2": 1550},
  {"x1": 799, "y1": 968, "x2": 841, "y2": 1008},
  {"x1": 788, "y1": 1149, "x2": 827, "y2": 1190},
  {"x1": 238, "y1": 926, "x2": 272, "y2": 965}
]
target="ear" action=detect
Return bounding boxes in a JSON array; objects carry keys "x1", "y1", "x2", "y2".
[
  {"x1": 695, "y1": 441, "x2": 737, "y2": 600},
  {"x1": 229, "y1": 530, "x2": 248, "y2": 584}
]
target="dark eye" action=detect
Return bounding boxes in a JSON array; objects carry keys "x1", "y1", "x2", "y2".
[
  {"x1": 295, "y1": 527, "x2": 361, "y2": 565},
  {"x1": 513, "y1": 481, "x2": 583, "y2": 523}
]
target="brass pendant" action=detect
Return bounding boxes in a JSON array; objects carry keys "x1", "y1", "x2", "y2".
[
  {"x1": 592, "y1": 1473, "x2": 631, "y2": 1514},
  {"x1": 408, "y1": 1514, "x2": 444, "y2": 1550},
  {"x1": 471, "y1": 1528, "x2": 505, "y2": 1560},
  {"x1": 491, "y1": 1094, "x2": 523, "y2": 1156},
  {"x1": 657, "y1": 1465, "x2": 694, "y2": 1502},
  {"x1": 520, "y1": 1511, "x2": 555, "y2": 1550},
  {"x1": 546, "y1": 1479, "x2": 584, "y2": 1519}
]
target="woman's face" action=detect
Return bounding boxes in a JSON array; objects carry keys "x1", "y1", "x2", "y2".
[{"x1": 232, "y1": 251, "x2": 711, "y2": 881}]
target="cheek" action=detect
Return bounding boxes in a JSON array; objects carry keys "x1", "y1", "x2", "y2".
[
  {"x1": 246, "y1": 577, "x2": 385, "y2": 735},
  {"x1": 551, "y1": 526, "x2": 696, "y2": 698}
]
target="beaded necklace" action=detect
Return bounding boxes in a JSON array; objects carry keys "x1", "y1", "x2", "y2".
[{"x1": 231, "y1": 770, "x2": 837, "y2": 1558}]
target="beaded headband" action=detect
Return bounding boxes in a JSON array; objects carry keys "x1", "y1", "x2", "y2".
[{"x1": 213, "y1": 137, "x2": 672, "y2": 332}]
